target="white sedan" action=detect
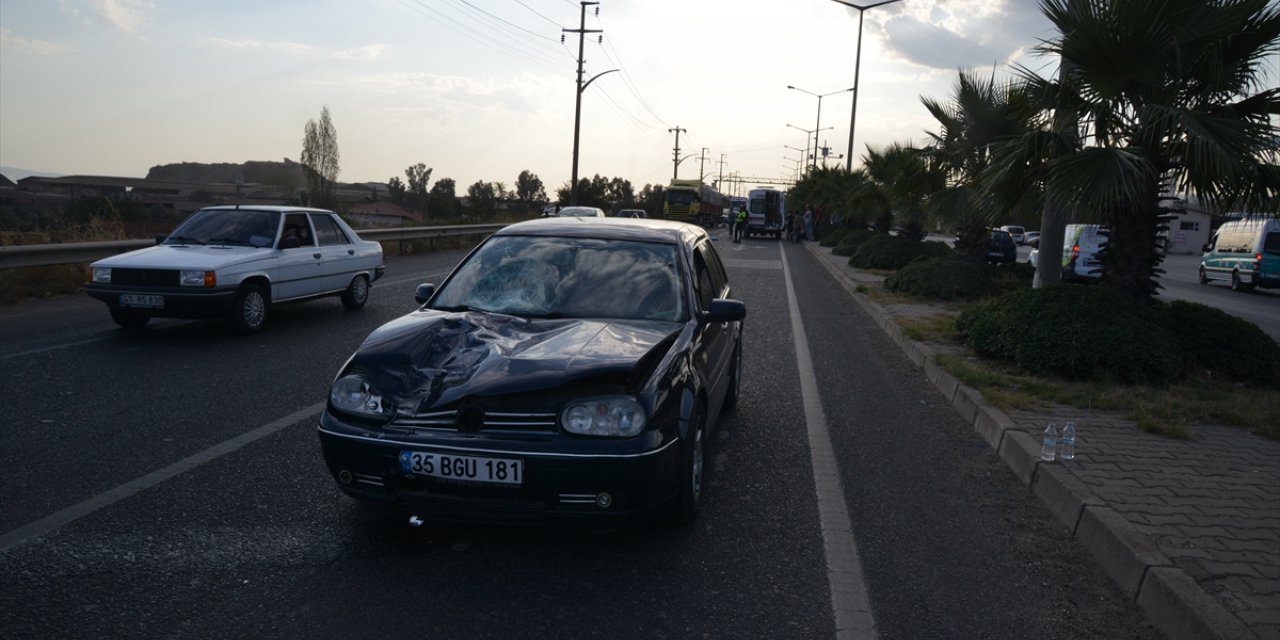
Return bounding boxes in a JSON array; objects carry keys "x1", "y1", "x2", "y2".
[{"x1": 85, "y1": 205, "x2": 384, "y2": 333}]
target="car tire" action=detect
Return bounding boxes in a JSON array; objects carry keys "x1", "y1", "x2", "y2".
[
  {"x1": 341, "y1": 275, "x2": 370, "y2": 310},
  {"x1": 723, "y1": 339, "x2": 742, "y2": 411},
  {"x1": 229, "y1": 282, "x2": 268, "y2": 334},
  {"x1": 1230, "y1": 271, "x2": 1254, "y2": 292},
  {"x1": 670, "y1": 403, "x2": 706, "y2": 525},
  {"x1": 1199, "y1": 266, "x2": 1209, "y2": 285},
  {"x1": 110, "y1": 308, "x2": 150, "y2": 329}
]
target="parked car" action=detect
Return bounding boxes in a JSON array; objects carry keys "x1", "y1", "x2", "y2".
[
  {"x1": 1023, "y1": 231, "x2": 1041, "y2": 247},
  {"x1": 615, "y1": 209, "x2": 647, "y2": 219},
  {"x1": 985, "y1": 229, "x2": 1018, "y2": 264},
  {"x1": 85, "y1": 206, "x2": 384, "y2": 333},
  {"x1": 1200, "y1": 217, "x2": 1280, "y2": 291},
  {"x1": 1062, "y1": 224, "x2": 1109, "y2": 282},
  {"x1": 552, "y1": 206, "x2": 606, "y2": 218},
  {"x1": 999, "y1": 225, "x2": 1027, "y2": 245},
  {"x1": 318, "y1": 218, "x2": 746, "y2": 527}
]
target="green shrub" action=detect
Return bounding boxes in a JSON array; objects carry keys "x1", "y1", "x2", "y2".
[
  {"x1": 1156, "y1": 300, "x2": 1280, "y2": 387},
  {"x1": 849, "y1": 236, "x2": 953, "y2": 270},
  {"x1": 885, "y1": 256, "x2": 998, "y2": 300},
  {"x1": 990, "y1": 261, "x2": 1035, "y2": 294},
  {"x1": 956, "y1": 285, "x2": 1182, "y2": 385},
  {"x1": 832, "y1": 230, "x2": 879, "y2": 256},
  {"x1": 820, "y1": 228, "x2": 852, "y2": 247}
]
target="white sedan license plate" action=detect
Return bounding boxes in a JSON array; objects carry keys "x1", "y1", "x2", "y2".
[
  {"x1": 399, "y1": 451, "x2": 523, "y2": 486},
  {"x1": 120, "y1": 294, "x2": 164, "y2": 308}
]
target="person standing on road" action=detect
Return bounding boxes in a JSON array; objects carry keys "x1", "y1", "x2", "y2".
[
  {"x1": 733, "y1": 207, "x2": 748, "y2": 243},
  {"x1": 803, "y1": 204, "x2": 815, "y2": 241}
]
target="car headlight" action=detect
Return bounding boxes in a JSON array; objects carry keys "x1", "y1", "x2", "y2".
[
  {"x1": 330, "y1": 374, "x2": 389, "y2": 418},
  {"x1": 181, "y1": 270, "x2": 215, "y2": 287},
  {"x1": 561, "y1": 396, "x2": 646, "y2": 437},
  {"x1": 92, "y1": 267, "x2": 111, "y2": 283}
]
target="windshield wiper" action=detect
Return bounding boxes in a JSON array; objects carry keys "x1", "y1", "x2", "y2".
[
  {"x1": 208, "y1": 237, "x2": 249, "y2": 246},
  {"x1": 165, "y1": 235, "x2": 205, "y2": 245},
  {"x1": 433, "y1": 304, "x2": 486, "y2": 313}
]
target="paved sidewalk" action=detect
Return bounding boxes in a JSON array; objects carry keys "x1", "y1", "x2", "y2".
[{"x1": 804, "y1": 241, "x2": 1280, "y2": 640}]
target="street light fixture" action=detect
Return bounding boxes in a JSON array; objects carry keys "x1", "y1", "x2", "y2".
[
  {"x1": 787, "y1": 85, "x2": 854, "y2": 172},
  {"x1": 787, "y1": 124, "x2": 834, "y2": 175},
  {"x1": 829, "y1": 0, "x2": 904, "y2": 172}
]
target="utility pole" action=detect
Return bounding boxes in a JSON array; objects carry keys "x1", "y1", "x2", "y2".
[
  {"x1": 669, "y1": 126, "x2": 686, "y2": 180},
  {"x1": 717, "y1": 154, "x2": 726, "y2": 194},
  {"x1": 698, "y1": 147, "x2": 709, "y2": 183},
  {"x1": 564, "y1": 2, "x2": 602, "y2": 205}
]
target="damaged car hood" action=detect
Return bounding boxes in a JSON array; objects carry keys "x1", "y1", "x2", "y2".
[{"x1": 350, "y1": 310, "x2": 681, "y2": 411}]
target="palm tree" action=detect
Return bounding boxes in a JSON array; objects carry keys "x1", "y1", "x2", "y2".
[
  {"x1": 1009, "y1": 0, "x2": 1280, "y2": 300},
  {"x1": 859, "y1": 142, "x2": 940, "y2": 240},
  {"x1": 919, "y1": 69, "x2": 1038, "y2": 258},
  {"x1": 788, "y1": 166, "x2": 877, "y2": 230}
]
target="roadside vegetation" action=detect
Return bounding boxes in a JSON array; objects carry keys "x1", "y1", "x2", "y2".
[{"x1": 791, "y1": 0, "x2": 1280, "y2": 439}]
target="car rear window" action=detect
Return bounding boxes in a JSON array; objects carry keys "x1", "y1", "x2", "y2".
[
  {"x1": 432, "y1": 235, "x2": 686, "y2": 322},
  {"x1": 1264, "y1": 231, "x2": 1280, "y2": 256}
]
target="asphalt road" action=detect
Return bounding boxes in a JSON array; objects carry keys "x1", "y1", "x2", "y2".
[{"x1": 0, "y1": 239, "x2": 1161, "y2": 639}]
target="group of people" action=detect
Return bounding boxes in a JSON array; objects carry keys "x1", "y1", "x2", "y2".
[{"x1": 729, "y1": 203, "x2": 819, "y2": 243}]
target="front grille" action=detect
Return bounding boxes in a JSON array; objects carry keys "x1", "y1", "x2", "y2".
[
  {"x1": 392, "y1": 410, "x2": 558, "y2": 433},
  {"x1": 112, "y1": 268, "x2": 180, "y2": 287}
]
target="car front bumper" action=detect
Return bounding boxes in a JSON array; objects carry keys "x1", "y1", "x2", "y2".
[
  {"x1": 317, "y1": 411, "x2": 682, "y2": 527},
  {"x1": 84, "y1": 283, "x2": 239, "y2": 319}
]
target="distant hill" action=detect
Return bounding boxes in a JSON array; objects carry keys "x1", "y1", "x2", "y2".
[
  {"x1": 146, "y1": 160, "x2": 307, "y2": 188},
  {"x1": 1, "y1": 166, "x2": 65, "y2": 181}
]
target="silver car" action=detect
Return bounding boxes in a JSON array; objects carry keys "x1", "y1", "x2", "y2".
[{"x1": 85, "y1": 206, "x2": 384, "y2": 333}]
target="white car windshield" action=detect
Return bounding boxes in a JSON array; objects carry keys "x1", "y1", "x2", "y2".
[
  {"x1": 432, "y1": 235, "x2": 685, "y2": 321},
  {"x1": 165, "y1": 209, "x2": 280, "y2": 247}
]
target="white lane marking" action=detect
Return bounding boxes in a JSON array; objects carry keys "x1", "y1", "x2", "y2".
[
  {"x1": 0, "y1": 402, "x2": 326, "y2": 553},
  {"x1": 0, "y1": 271, "x2": 452, "y2": 362},
  {"x1": 781, "y1": 243, "x2": 878, "y2": 640}
]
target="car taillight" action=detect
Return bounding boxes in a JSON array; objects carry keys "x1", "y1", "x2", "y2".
[{"x1": 1072, "y1": 245, "x2": 1080, "y2": 260}]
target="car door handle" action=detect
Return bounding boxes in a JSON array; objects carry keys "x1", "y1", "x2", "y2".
[
  {"x1": 313, "y1": 253, "x2": 322, "y2": 259},
  {"x1": 348, "y1": 249, "x2": 355, "y2": 255}
]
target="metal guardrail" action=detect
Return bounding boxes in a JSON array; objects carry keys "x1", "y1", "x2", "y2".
[{"x1": 0, "y1": 223, "x2": 507, "y2": 269}]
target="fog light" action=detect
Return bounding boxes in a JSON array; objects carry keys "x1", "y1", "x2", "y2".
[
  {"x1": 338, "y1": 469, "x2": 353, "y2": 484},
  {"x1": 595, "y1": 492, "x2": 613, "y2": 508}
]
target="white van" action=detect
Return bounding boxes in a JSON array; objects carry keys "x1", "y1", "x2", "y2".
[
  {"x1": 1062, "y1": 224, "x2": 1109, "y2": 282},
  {"x1": 1200, "y1": 217, "x2": 1280, "y2": 291}
]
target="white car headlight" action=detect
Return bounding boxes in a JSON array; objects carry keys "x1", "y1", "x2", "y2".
[
  {"x1": 92, "y1": 267, "x2": 111, "y2": 283},
  {"x1": 330, "y1": 374, "x2": 389, "y2": 418},
  {"x1": 561, "y1": 396, "x2": 646, "y2": 437},
  {"x1": 180, "y1": 270, "x2": 213, "y2": 287}
]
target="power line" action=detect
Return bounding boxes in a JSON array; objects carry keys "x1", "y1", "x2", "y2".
[
  {"x1": 451, "y1": 0, "x2": 557, "y2": 42},
  {"x1": 402, "y1": 0, "x2": 564, "y2": 74},
  {"x1": 437, "y1": 0, "x2": 564, "y2": 65},
  {"x1": 596, "y1": 34, "x2": 668, "y2": 129},
  {"x1": 515, "y1": 0, "x2": 564, "y2": 28}
]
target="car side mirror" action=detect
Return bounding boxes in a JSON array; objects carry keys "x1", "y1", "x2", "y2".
[
  {"x1": 279, "y1": 236, "x2": 301, "y2": 249},
  {"x1": 700, "y1": 298, "x2": 746, "y2": 324},
  {"x1": 154, "y1": 235, "x2": 167, "y2": 246},
  {"x1": 1201, "y1": 243, "x2": 1211, "y2": 253},
  {"x1": 414, "y1": 283, "x2": 436, "y2": 304}
]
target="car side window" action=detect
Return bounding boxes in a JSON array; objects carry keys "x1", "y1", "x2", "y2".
[
  {"x1": 281, "y1": 213, "x2": 314, "y2": 248},
  {"x1": 697, "y1": 241, "x2": 728, "y2": 298},
  {"x1": 693, "y1": 250, "x2": 715, "y2": 312},
  {"x1": 311, "y1": 213, "x2": 350, "y2": 246}
]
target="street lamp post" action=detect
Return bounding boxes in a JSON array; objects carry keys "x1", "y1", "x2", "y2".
[
  {"x1": 786, "y1": 124, "x2": 833, "y2": 176},
  {"x1": 564, "y1": 1, "x2": 618, "y2": 205},
  {"x1": 787, "y1": 85, "x2": 854, "y2": 172},
  {"x1": 829, "y1": 0, "x2": 903, "y2": 172}
]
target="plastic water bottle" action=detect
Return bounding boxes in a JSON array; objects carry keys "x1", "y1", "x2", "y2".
[
  {"x1": 1041, "y1": 423, "x2": 1058, "y2": 462},
  {"x1": 1060, "y1": 422, "x2": 1076, "y2": 461}
]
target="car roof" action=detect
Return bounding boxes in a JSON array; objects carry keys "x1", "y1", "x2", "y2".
[
  {"x1": 496, "y1": 217, "x2": 707, "y2": 245},
  {"x1": 200, "y1": 205, "x2": 334, "y2": 214}
]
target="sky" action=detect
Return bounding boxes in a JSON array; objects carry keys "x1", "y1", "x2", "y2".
[{"x1": 0, "y1": 0, "x2": 1263, "y2": 197}]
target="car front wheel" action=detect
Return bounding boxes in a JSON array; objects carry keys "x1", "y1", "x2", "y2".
[
  {"x1": 229, "y1": 283, "x2": 268, "y2": 334},
  {"x1": 341, "y1": 275, "x2": 370, "y2": 310},
  {"x1": 670, "y1": 403, "x2": 706, "y2": 525},
  {"x1": 1230, "y1": 271, "x2": 1254, "y2": 292},
  {"x1": 1199, "y1": 266, "x2": 1208, "y2": 284}
]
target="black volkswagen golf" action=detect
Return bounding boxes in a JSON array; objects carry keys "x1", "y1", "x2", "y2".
[{"x1": 318, "y1": 218, "x2": 745, "y2": 527}]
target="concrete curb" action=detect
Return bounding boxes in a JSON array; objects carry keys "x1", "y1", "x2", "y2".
[{"x1": 803, "y1": 241, "x2": 1256, "y2": 640}]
